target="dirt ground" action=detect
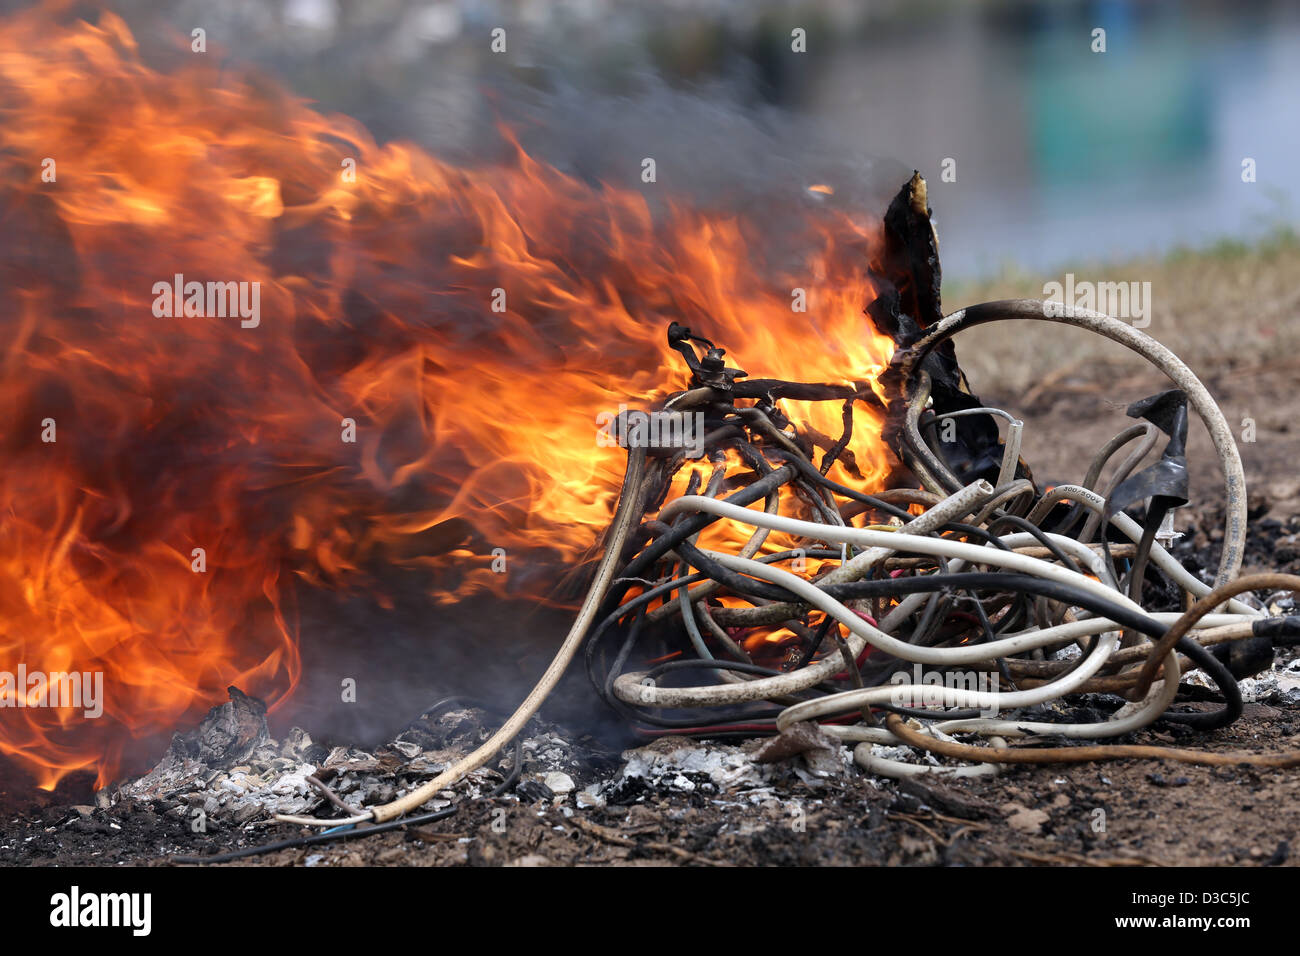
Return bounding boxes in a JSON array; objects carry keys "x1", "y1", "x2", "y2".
[
  {"x1": 3, "y1": 242, "x2": 1300, "y2": 867},
  {"x1": 157, "y1": 705, "x2": 1300, "y2": 868},
  {"x1": 4, "y1": 678, "x2": 1298, "y2": 867},
  {"x1": 953, "y1": 235, "x2": 1300, "y2": 527}
]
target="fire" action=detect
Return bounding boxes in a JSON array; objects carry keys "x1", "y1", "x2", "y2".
[{"x1": 0, "y1": 7, "x2": 898, "y2": 788}]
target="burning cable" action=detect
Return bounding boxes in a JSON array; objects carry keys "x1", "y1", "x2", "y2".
[
  {"x1": 279, "y1": 298, "x2": 1300, "y2": 835},
  {"x1": 255, "y1": 163, "x2": 1300, "y2": 840},
  {"x1": 565, "y1": 304, "x2": 1298, "y2": 782}
]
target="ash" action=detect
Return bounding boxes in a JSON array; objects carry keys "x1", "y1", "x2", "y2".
[
  {"x1": 109, "y1": 688, "x2": 858, "y2": 830},
  {"x1": 115, "y1": 689, "x2": 525, "y2": 827}
]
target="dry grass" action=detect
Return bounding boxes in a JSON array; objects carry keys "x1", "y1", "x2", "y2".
[
  {"x1": 940, "y1": 232, "x2": 1300, "y2": 393},
  {"x1": 929, "y1": 233, "x2": 1300, "y2": 500}
]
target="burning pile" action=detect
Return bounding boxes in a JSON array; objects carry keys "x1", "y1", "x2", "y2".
[
  {"x1": 571, "y1": 186, "x2": 1300, "y2": 783},
  {"x1": 0, "y1": 6, "x2": 893, "y2": 791},
  {"x1": 278, "y1": 176, "x2": 1300, "y2": 839},
  {"x1": 571, "y1": 187, "x2": 1300, "y2": 785},
  {"x1": 3, "y1": 6, "x2": 1300, "y2": 858}
]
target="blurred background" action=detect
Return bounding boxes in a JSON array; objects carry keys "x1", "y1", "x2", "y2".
[{"x1": 10, "y1": 0, "x2": 1296, "y2": 279}]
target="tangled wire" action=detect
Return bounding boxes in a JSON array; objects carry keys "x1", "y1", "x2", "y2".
[
  {"x1": 277, "y1": 297, "x2": 1300, "y2": 834},
  {"x1": 583, "y1": 299, "x2": 1300, "y2": 780}
]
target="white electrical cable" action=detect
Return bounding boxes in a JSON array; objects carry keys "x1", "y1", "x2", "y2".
[
  {"x1": 616, "y1": 496, "x2": 1257, "y2": 752},
  {"x1": 932, "y1": 649, "x2": 1182, "y2": 739},
  {"x1": 775, "y1": 628, "x2": 1121, "y2": 723},
  {"x1": 903, "y1": 300, "x2": 1248, "y2": 587},
  {"x1": 1024, "y1": 484, "x2": 1260, "y2": 615},
  {"x1": 657, "y1": 496, "x2": 1156, "y2": 610}
]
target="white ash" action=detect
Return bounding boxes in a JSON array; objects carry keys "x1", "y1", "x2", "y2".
[
  {"x1": 543, "y1": 771, "x2": 575, "y2": 795},
  {"x1": 1183, "y1": 653, "x2": 1300, "y2": 704},
  {"x1": 1237, "y1": 668, "x2": 1300, "y2": 704},
  {"x1": 870, "y1": 744, "x2": 943, "y2": 767},
  {"x1": 116, "y1": 691, "x2": 324, "y2": 824},
  {"x1": 111, "y1": 690, "x2": 519, "y2": 826},
  {"x1": 592, "y1": 735, "x2": 851, "y2": 803},
  {"x1": 613, "y1": 740, "x2": 764, "y2": 794},
  {"x1": 521, "y1": 731, "x2": 593, "y2": 778}
]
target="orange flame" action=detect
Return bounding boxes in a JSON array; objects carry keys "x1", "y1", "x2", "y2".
[{"x1": 0, "y1": 7, "x2": 898, "y2": 788}]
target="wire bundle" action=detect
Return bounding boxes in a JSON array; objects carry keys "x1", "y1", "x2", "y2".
[
  {"x1": 275, "y1": 298, "x2": 1300, "y2": 837},
  {"x1": 584, "y1": 300, "x2": 1300, "y2": 778}
]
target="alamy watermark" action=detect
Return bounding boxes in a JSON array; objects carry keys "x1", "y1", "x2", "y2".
[
  {"x1": 0, "y1": 665, "x2": 103, "y2": 718},
  {"x1": 50, "y1": 886, "x2": 150, "y2": 936},
  {"x1": 151, "y1": 273, "x2": 261, "y2": 328},
  {"x1": 889, "y1": 664, "x2": 999, "y2": 718},
  {"x1": 1042, "y1": 273, "x2": 1152, "y2": 327},
  {"x1": 596, "y1": 404, "x2": 705, "y2": 458}
]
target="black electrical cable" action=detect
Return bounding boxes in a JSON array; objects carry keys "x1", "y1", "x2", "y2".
[
  {"x1": 794, "y1": 475, "x2": 849, "y2": 527},
  {"x1": 794, "y1": 613, "x2": 839, "y2": 669},
  {"x1": 820, "y1": 397, "x2": 856, "y2": 476},
  {"x1": 666, "y1": 534, "x2": 800, "y2": 603},
  {"x1": 1126, "y1": 501, "x2": 1170, "y2": 606},
  {"x1": 941, "y1": 522, "x2": 1015, "y2": 552},
  {"x1": 609, "y1": 464, "x2": 798, "y2": 594},
  {"x1": 908, "y1": 590, "x2": 953, "y2": 647},
  {"x1": 959, "y1": 587, "x2": 999, "y2": 646},
  {"x1": 993, "y1": 591, "x2": 1031, "y2": 637},
  {"x1": 613, "y1": 700, "x2": 787, "y2": 729},
  {"x1": 602, "y1": 606, "x2": 647, "y2": 707},
  {"x1": 172, "y1": 806, "x2": 463, "y2": 866},
  {"x1": 959, "y1": 587, "x2": 1016, "y2": 687},
  {"x1": 1158, "y1": 634, "x2": 1243, "y2": 730},
  {"x1": 773, "y1": 449, "x2": 914, "y2": 521},
  {"x1": 822, "y1": 573, "x2": 1166, "y2": 639}
]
